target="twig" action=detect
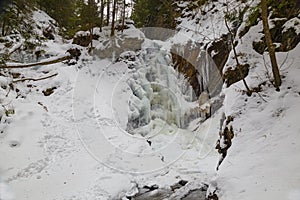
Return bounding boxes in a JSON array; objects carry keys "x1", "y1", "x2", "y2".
[
  {"x1": 279, "y1": 52, "x2": 289, "y2": 69},
  {"x1": 8, "y1": 43, "x2": 23, "y2": 56},
  {"x1": 12, "y1": 73, "x2": 58, "y2": 83},
  {"x1": 177, "y1": 24, "x2": 215, "y2": 42},
  {"x1": 262, "y1": 54, "x2": 275, "y2": 87},
  {"x1": 224, "y1": 10, "x2": 251, "y2": 95},
  {"x1": 256, "y1": 91, "x2": 268, "y2": 103}
]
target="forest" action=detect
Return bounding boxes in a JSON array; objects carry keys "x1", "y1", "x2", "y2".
[{"x1": 0, "y1": 0, "x2": 300, "y2": 200}]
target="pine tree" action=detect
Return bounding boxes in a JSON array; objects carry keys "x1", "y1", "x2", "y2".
[
  {"x1": 131, "y1": 0, "x2": 177, "y2": 28},
  {"x1": 79, "y1": 0, "x2": 99, "y2": 48},
  {"x1": 0, "y1": 0, "x2": 35, "y2": 37},
  {"x1": 36, "y1": 0, "x2": 77, "y2": 37}
]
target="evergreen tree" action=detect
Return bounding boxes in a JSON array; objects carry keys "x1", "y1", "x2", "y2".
[
  {"x1": 79, "y1": 0, "x2": 99, "y2": 48},
  {"x1": 131, "y1": 0, "x2": 178, "y2": 28},
  {"x1": 0, "y1": 0, "x2": 35, "y2": 37},
  {"x1": 36, "y1": 0, "x2": 77, "y2": 37}
]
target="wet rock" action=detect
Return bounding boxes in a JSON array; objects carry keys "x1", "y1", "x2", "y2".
[
  {"x1": 171, "y1": 46, "x2": 201, "y2": 97},
  {"x1": 207, "y1": 34, "x2": 231, "y2": 72},
  {"x1": 171, "y1": 40, "x2": 224, "y2": 98}
]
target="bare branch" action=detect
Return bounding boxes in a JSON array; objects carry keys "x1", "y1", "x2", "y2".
[
  {"x1": 224, "y1": 12, "x2": 251, "y2": 95},
  {"x1": 12, "y1": 73, "x2": 58, "y2": 83}
]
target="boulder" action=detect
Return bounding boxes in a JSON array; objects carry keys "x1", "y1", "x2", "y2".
[
  {"x1": 93, "y1": 28, "x2": 145, "y2": 59},
  {"x1": 252, "y1": 18, "x2": 300, "y2": 54}
]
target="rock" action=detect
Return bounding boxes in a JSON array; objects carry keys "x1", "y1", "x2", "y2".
[
  {"x1": 72, "y1": 34, "x2": 91, "y2": 47},
  {"x1": 207, "y1": 34, "x2": 231, "y2": 72},
  {"x1": 171, "y1": 48, "x2": 201, "y2": 97},
  {"x1": 181, "y1": 189, "x2": 207, "y2": 200},
  {"x1": 115, "y1": 24, "x2": 130, "y2": 31},
  {"x1": 141, "y1": 27, "x2": 175, "y2": 41},
  {"x1": 223, "y1": 64, "x2": 249, "y2": 87},
  {"x1": 252, "y1": 40, "x2": 265, "y2": 55},
  {"x1": 127, "y1": 181, "x2": 209, "y2": 200},
  {"x1": 171, "y1": 40, "x2": 224, "y2": 99},
  {"x1": 131, "y1": 185, "x2": 172, "y2": 200},
  {"x1": 43, "y1": 26, "x2": 55, "y2": 40},
  {"x1": 170, "y1": 180, "x2": 188, "y2": 191},
  {"x1": 252, "y1": 18, "x2": 300, "y2": 54},
  {"x1": 93, "y1": 29, "x2": 144, "y2": 59},
  {"x1": 42, "y1": 87, "x2": 57, "y2": 96},
  {"x1": 67, "y1": 48, "x2": 81, "y2": 61}
]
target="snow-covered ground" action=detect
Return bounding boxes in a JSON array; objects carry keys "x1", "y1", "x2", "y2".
[
  {"x1": 0, "y1": 20, "x2": 221, "y2": 199},
  {"x1": 1, "y1": 1, "x2": 300, "y2": 200},
  {"x1": 216, "y1": 24, "x2": 300, "y2": 200},
  {"x1": 0, "y1": 42, "x2": 222, "y2": 200}
]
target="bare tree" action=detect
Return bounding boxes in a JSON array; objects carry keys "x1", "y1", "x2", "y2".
[
  {"x1": 261, "y1": 0, "x2": 281, "y2": 91},
  {"x1": 224, "y1": 7, "x2": 251, "y2": 96}
]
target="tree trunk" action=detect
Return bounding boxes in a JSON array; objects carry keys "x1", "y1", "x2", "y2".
[
  {"x1": 1, "y1": 20, "x2": 5, "y2": 36},
  {"x1": 106, "y1": 0, "x2": 110, "y2": 26},
  {"x1": 261, "y1": 0, "x2": 281, "y2": 90},
  {"x1": 89, "y1": 28, "x2": 93, "y2": 50},
  {"x1": 100, "y1": 0, "x2": 104, "y2": 32},
  {"x1": 1, "y1": 56, "x2": 71, "y2": 69},
  {"x1": 110, "y1": 0, "x2": 117, "y2": 37},
  {"x1": 224, "y1": 15, "x2": 251, "y2": 96},
  {"x1": 121, "y1": 0, "x2": 126, "y2": 33}
]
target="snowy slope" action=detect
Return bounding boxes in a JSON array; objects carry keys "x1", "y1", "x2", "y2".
[
  {"x1": 1, "y1": 1, "x2": 300, "y2": 200},
  {"x1": 216, "y1": 24, "x2": 300, "y2": 200}
]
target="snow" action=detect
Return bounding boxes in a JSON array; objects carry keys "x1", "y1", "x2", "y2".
[
  {"x1": 214, "y1": 17, "x2": 300, "y2": 200},
  {"x1": 283, "y1": 17, "x2": 300, "y2": 35},
  {"x1": 0, "y1": 32, "x2": 220, "y2": 200},
  {"x1": 1, "y1": 1, "x2": 300, "y2": 200}
]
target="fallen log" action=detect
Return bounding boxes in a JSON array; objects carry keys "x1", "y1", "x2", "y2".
[
  {"x1": 0, "y1": 55, "x2": 71, "y2": 69},
  {"x1": 12, "y1": 73, "x2": 58, "y2": 83}
]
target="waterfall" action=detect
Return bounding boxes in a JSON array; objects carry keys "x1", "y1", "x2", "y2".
[
  {"x1": 125, "y1": 40, "x2": 223, "y2": 136},
  {"x1": 126, "y1": 43, "x2": 196, "y2": 136}
]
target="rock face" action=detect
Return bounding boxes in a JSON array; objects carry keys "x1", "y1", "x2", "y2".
[
  {"x1": 207, "y1": 34, "x2": 231, "y2": 72},
  {"x1": 93, "y1": 29, "x2": 145, "y2": 59},
  {"x1": 253, "y1": 18, "x2": 300, "y2": 54},
  {"x1": 171, "y1": 41, "x2": 224, "y2": 99}
]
